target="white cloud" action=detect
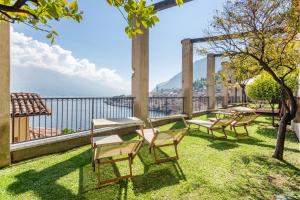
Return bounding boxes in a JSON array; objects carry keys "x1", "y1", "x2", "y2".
[{"x1": 11, "y1": 29, "x2": 130, "y2": 94}]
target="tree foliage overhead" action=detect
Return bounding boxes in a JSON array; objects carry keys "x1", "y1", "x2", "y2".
[
  {"x1": 0, "y1": 0, "x2": 184, "y2": 42},
  {"x1": 206, "y1": 0, "x2": 300, "y2": 160},
  {"x1": 246, "y1": 72, "x2": 298, "y2": 127},
  {"x1": 0, "y1": 0, "x2": 83, "y2": 43},
  {"x1": 208, "y1": 0, "x2": 300, "y2": 81},
  {"x1": 246, "y1": 73, "x2": 298, "y2": 102},
  {"x1": 221, "y1": 57, "x2": 259, "y2": 86}
]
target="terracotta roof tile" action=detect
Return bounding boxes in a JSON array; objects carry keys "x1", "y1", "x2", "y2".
[{"x1": 11, "y1": 93, "x2": 51, "y2": 117}]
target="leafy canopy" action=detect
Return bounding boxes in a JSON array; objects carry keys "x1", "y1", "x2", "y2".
[
  {"x1": 220, "y1": 57, "x2": 259, "y2": 87},
  {"x1": 0, "y1": 0, "x2": 83, "y2": 43},
  {"x1": 208, "y1": 0, "x2": 300, "y2": 85},
  {"x1": 0, "y1": 0, "x2": 184, "y2": 42},
  {"x1": 246, "y1": 73, "x2": 298, "y2": 102}
]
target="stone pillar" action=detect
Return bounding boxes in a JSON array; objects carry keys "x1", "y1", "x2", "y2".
[
  {"x1": 132, "y1": 28, "x2": 149, "y2": 122},
  {"x1": 181, "y1": 39, "x2": 193, "y2": 118},
  {"x1": 207, "y1": 54, "x2": 215, "y2": 109},
  {"x1": 221, "y1": 62, "x2": 228, "y2": 108},
  {"x1": 0, "y1": 22, "x2": 11, "y2": 168},
  {"x1": 236, "y1": 83, "x2": 244, "y2": 103},
  {"x1": 292, "y1": 72, "x2": 300, "y2": 141}
]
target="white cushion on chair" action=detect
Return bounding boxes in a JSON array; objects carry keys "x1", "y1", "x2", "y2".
[
  {"x1": 136, "y1": 128, "x2": 157, "y2": 144},
  {"x1": 92, "y1": 135, "x2": 123, "y2": 146},
  {"x1": 187, "y1": 120, "x2": 214, "y2": 128}
]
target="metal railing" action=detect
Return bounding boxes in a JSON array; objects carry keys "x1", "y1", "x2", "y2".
[
  {"x1": 149, "y1": 97, "x2": 184, "y2": 117},
  {"x1": 10, "y1": 97, "x2": 134, "y2": 144},
  {"x1": 216, "y1": 96, "x2": 224, "y2": 108},
  {"x1": 192, "y1": 96, "x2": 209, "y2": 112},
  {"x1": 10, "y1": 95, "x2": 247, "y2": 144},
  {"x1": 229, "y1": 96, "x2": 241, "y2": 104}
]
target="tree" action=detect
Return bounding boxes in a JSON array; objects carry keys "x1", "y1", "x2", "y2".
[
  {"x1": 246, "y1": 73, "x2": 298, "y2": 126},
  {"x1": 221, "y1": 57, "x2": 259, "y2": 102},
  {"x1": 0, "y1": 0, "x2": 83, "y2": 43},
  {"x1": 207, "y1": 0, "x2": 300, "y2": 160},
  {"x1": 193, "y1": 78, "x2": 207, "y2": 91},
  {"x1": 0, "y1": 0, "x2": 183, "y2": 41}
]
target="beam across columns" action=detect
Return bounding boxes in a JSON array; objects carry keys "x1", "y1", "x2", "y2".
[
  {"x1": 151, "y1": 0, "x2": 194, "y2": 12},
  {"x1": 207, "y1": 54, "x2": 216, "y2": 110},
  {"x1": 0, "y1": 22, "x2": 11, "y2": 168},
  {"x1": 181, "y1": 39, "x2": 193, "y2": 118},
  {"x1": 132, "y1": 27, "x2": 149, "y2": 122}
]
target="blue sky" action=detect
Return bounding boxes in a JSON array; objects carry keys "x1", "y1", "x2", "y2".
[{"x1": 12, "y1": 0, "x2": 226, "y2": 95}]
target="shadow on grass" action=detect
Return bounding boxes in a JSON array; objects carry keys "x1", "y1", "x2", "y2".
[
  {"x1": 132, "y1": 145, "x2": 186, "y2": 194},
  {"x1": 7, "y1": 149, "x2": 130, "y2": 200},
  {"x1": 229, "y1": 155, "x2": 300, "y2": 200},
  {"x1": 208, "y1": 142, "x2": 239, "y2": 150},
  {"x1": 7, "y1": 149, "x2": 91, "y2": 199},
  {"x1": 78, "y1": 156, "x2": 129, "y2": 200},
  {"x1": 170, "y1": 121, "x2": 186, "y2": 129},
  {"x1": 256, "y1": 126, "x2": 299, "y2": 143},
  {"x1": 188, "y1": 126, "x2": 300, "y2": 154}
]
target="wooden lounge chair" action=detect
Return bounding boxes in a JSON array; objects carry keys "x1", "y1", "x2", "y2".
[
  {"x1": 93, "y1": 135, "x2": 143, "y2": 187},
  {"x1": 187, "y1": 117, "x2": 236, "y2": 139},
  {"x1": 230, "y1": 113, "x2": 258, "y2": 136},
  {"x1": 136, "y1": 116, "x2": 188, "y2": 164},
  {"x1": 90, "y1": 117, "x2": 144, "y2": 171},
  {"x1": 90, "y1": 117, "x2": 144, "y2": 187}
]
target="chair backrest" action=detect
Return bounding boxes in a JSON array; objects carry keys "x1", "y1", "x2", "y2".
[
  {"x1": 211, "y1": 115, "x2": 238, "y2": 129},
  {"x1": 235, "y1": 113, "x2": 258, "y2": 125},
  {"x1": 95, "y1": 139, "x2": 143, "y2": 159},
  {"x1": 147, "y1": 116, "x2": 188, "y2": 146}
]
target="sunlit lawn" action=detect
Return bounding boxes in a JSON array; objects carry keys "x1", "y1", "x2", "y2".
[{"x1": 0, "y1": 115, "x2": 299, "y2": 200}]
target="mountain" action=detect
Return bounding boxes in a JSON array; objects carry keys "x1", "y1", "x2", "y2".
[
  {"x1": 11, "y1": 66, "x2": 129, "y2": 97},
  {"x1": 153, "y1": 57, "x2": 221, "y2": 91}
]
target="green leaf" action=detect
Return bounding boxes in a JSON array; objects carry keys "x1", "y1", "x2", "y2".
[
  {"x1": 70, "y1": 0, "x2": 77, "y2": 9},
  {"x1": 46, "y1": 33, "x2": 52, "y2": 38}
]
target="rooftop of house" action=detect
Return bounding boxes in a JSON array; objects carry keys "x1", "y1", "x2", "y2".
[{"x1": 10, "y1": 93, "x2": 51, "y2": 117}]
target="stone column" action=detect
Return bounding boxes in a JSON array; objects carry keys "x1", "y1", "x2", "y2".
[
  {"x1": 207, "y1": 54, "x2": 215, "y2": 109},
  {"x1": 181, "y1": 39, "x2": 193, "y2": 118},
  {"x1": 0, "y1": 22, "x2": 11, "y2": 168},
  {"x1": 132, "y1": 28, "x2": 149, "y2": 122},
  {"x1": 292, "y1": 72, "x2": 300, "y2": 141},
  {"x1": 221, "y1": 62, "x2": 228, "y2": 108}
]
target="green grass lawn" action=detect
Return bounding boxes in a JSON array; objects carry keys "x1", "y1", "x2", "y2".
[{"x1": 0, "y1": 115, "x2": 299, "y2": 200}]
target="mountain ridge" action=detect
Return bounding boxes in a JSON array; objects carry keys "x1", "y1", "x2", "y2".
[{"x1": 153, "y1": 57, "x2": 221, "y2": 91}]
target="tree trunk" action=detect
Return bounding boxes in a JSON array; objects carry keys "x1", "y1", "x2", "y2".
[
  {"x1": 240, "y1": 84, "x2": 247, "y2": 103},
  {"x1": 260, "y1": 63, "x2": 297, "y2": 160},
  {"x1": 269, "y1": 100, "x2": 276, "y2": 127},
  {"x1": 272, "y1": 85, "x2": 297, "y2": 160}
]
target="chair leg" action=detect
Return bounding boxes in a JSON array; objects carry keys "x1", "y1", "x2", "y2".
[
  {"x1": 244, "y1": 125, "x2": 249, "y2": 136},
  {"x1": 153, "y1": 147, "x2": 158, "y2": 163},
  {"x1": 97, "y1": 160, "x2": 101, "y2": 187},
  {"x1": 92, "y1": 149, "x2": 95, "y2": 171},
  {"x1": 129, "y1": 157, "x2": 132, "y2": 177},
  {"x1": 93, "y1": 162, "x2": 95, "y2": 172},
  {"x1": 222, "y1": 127, "x2": 227, "y2": 138},
  {"x1": 210, "y1": 129, "x2": 214, "y2": 138},
  {"x1": 207, "y1": 128, "x2": 210, "y2": 135},
  {"x1": 233, "y1": 126, "x2": 238, "y2": 137},
  {"x1": 174, "y1": 144, "x2": 179, "y2": 160}
]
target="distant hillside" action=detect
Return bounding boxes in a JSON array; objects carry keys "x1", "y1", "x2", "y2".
[
  {"x1": 11, "y1": 66, "x2": 128, "y2": 97},
  {"x1": 153, "y1": 57, "x2": 221, "y2": 91}
]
